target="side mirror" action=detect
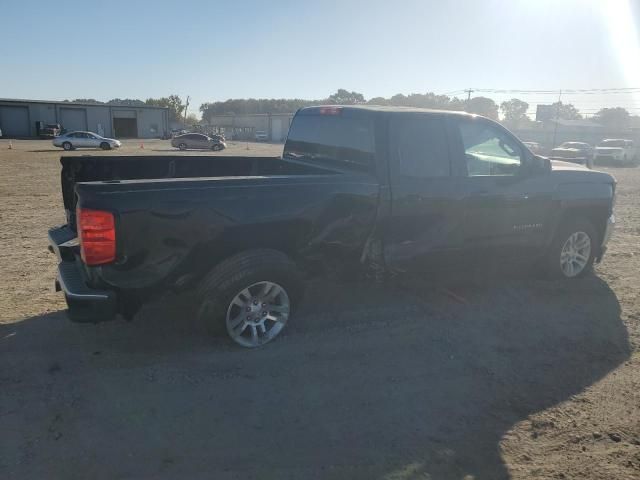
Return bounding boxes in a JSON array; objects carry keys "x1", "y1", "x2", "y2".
[{"x1": 529, "y1": 154, "x2": 551, "y2": 175}]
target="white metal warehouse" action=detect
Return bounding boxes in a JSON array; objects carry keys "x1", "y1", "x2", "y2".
[
  {"x1": 204, "y1": 113, "x2": 294, "y2": 142},
  {"x1": 0, "y1": 98, "x2": 169, "y2": 138}
]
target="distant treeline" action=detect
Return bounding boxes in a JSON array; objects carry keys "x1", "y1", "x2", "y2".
[
  {"x1": 66, "y1": 90, "x2": 639, "y2": 130},
  {"x1": 198, "y1": 90, "x2": 476, "y2": 121}
]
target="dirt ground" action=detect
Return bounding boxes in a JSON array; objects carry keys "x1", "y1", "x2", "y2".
[{"x1": 1, "y1": 138, "x2": 639, "y2": 479}]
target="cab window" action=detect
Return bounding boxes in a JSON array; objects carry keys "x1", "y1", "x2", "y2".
[{"x1": 390, "y1": 115, "x2": 450, "y2": 178}]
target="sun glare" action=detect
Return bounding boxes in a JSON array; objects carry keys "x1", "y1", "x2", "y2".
[{"x1": 603, "y1": 0, "x2": 640, "y2": 101}]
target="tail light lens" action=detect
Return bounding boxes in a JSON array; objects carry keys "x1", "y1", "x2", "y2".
[{"x1": 77, "y1": 208, "x2": 116, "y2": 265}]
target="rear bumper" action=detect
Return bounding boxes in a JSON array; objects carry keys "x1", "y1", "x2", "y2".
[
  {"x1": 49, "y1": 225, "x2": 118, "y2": 323},
  {"x1": 55, "y1": 261, "x2": 118, "y2": 322}
]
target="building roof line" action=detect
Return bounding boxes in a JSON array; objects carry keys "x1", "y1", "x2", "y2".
[{"x1": 0, "y1": 98, "x2": 169, "y2": 110}]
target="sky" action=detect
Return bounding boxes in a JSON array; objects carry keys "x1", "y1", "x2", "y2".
[{"x1": 2, "y1": 0, "x2": 639, "y2": 117}]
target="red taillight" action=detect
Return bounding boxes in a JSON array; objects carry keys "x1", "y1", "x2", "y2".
[
  {"x1": 77, "y1": 208, "x2": 116, "y2": 265},
  {"x1": 319, "y1": 106, "x2": 342, "y2": 116}
]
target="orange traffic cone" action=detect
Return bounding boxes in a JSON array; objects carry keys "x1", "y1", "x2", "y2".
[
  {"x1": 140, "y1": 141, "x2": 144, "y2": 149},
  {"x1": 8, "y1": 140, "x2": 12, "y2": 150}
]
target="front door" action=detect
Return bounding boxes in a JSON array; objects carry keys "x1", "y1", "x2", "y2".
[
  {"x1": 193, "y1": 134, "x2": 210, "y2": 149},
  {"x1": 86, "y1": 132, "x2": 100, "y2": 148},
  {"x1": 75, "y1": 132, "x2": 91, "y2": 147},
  {"x1": 447, "y1": 116, "x2": 554, "y2": 261}
]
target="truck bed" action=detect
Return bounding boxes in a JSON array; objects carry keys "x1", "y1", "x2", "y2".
[{"x1": 60, "y1": 155, "x2": 335, "y2": 227}]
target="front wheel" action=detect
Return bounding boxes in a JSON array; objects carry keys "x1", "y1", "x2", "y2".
[
  {"x1": 62, "y1": 142, "x2": 72, "y2": 151},
  {"x1": 100, "y1": 142, "x2": 111, "y2": 150},
  {"x1": 545, "y1": 218, "x2": 597, "y2": 278},
  {"x1": 211, "y1": 144, "x2": 222, "y2": 151},
  {"x1": 178, "y1": 143, "x2": 187, "y2": 151},
  {"x1": 197, "y1": 249, "x2": 303, "y2": 347}
]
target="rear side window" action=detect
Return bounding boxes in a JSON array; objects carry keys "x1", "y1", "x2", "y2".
[
  {"x1": 284, "y1": 114, "x2": 375, "y2": 171},
  {"x1": 391, "y1": 115, "x2": 450, "y2": 177}
]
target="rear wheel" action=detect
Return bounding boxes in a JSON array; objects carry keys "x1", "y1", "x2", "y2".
[
  {"x1": 100, "y1": 142, "x2": 111, "y2": 150},
  {"x1": 197, "y1": 249, "x2": 303, "y2": 347},
  {"x1": 178, "y1": 143, "x2": 187, "y2": 151},
  {"x1": 545, "y1": 218, "x2": 597, "y2": 278},
  {"x1": 62, "y1": 142, "x2": 72, "y2": 151}
]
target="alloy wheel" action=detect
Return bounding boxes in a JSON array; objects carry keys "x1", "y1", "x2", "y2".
[
  {"x1": 560, "y1": 231, "x2": 591, "y2": 277},
  {"x1": 225, "y1": 281, "x2": 290, "y2": 347}
]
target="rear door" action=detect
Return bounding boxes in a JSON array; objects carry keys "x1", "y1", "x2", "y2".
[{"x1": 385, "y1": 113, "x2": 467, "y2": 272}]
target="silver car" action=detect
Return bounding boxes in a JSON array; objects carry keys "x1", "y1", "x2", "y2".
[
  {"x1": 53, "y1": 131, "x2": 122, "y2": 151},
  {"x1": 171, "y1": 133, "x2": 226, "y2": 151}
]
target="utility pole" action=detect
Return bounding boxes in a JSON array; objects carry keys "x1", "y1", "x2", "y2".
[
  {"x1": 551, "y1": 90, "x2": 562, "y2": 148},
  {"x1": 465, "y1": 89, "x2": 474, "y2": 101},
  {"x1": 184, "y1": 96, "x2": 190, "y2": 126}
]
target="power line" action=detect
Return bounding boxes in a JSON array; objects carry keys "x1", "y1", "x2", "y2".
[{"x1": 472, "y1": 87, "x2": 640, "y2": 95}]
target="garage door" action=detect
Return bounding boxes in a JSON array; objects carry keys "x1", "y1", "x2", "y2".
[
  {"x1": 113, "y1": 118, "x2": 138, "y2": 137},
  {"x1": 60, "y1": 108, "x2": 88, "y2": 132},
  {"x1": 112, "y1": 110, "x2": 138, "y2": 137},
  {"x1": 0, "y1": 106, "x2": 30, "y2": 137}
]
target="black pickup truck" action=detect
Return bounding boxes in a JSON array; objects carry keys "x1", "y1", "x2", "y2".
[{"x1": 49, "y1": 105, "x2": 616, "y2": 347}]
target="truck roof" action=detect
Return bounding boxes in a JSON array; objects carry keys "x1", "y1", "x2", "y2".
[{"x1": 299, "y1": 104, "x2": 476, "y2": 117}]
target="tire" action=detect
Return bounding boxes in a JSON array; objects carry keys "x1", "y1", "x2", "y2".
[
  {"x1": 545, "y1": 218, "x2": 597, "y2": 279},
  {"x1": 211, "y1": 144, "x2": 222, "y2": 151},
  {"x1": 178, "y1": 143, "x2": 187, "y2": 151},
  {"x1": 197, "y1": 249, "x2": 304, "y2": 347},
  {"x1": 62, "y1": 142, "x2": 72, "y2": 151},
  {"x1": 100, "y1": 142, "x2": 111, "y2": 150}
]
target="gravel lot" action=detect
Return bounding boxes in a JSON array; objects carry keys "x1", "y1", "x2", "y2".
[{"x1": 1, "y1": 138, "x2": 639, "y2": 479}]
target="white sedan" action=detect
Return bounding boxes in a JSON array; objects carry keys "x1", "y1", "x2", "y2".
[{"x1": 53, "y1": 131, "x2": 122, "y2": 151}]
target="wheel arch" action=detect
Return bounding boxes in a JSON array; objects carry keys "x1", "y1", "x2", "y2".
[
  {"x1": 173, "y1": 235, "x2": 304, "y2": 293},
  {"x1": 550, "y1": 205, "x2": 610, "y2": 255}
]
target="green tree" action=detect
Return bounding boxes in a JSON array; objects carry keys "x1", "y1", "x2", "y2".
[
  {"x1": 328, "y1": 89, "x2": 365, "y2": 105},
  {"x1": 70, "y1": 98, "x2": 104, "y2": 104},
  {"x1": 367, "y1": 96, "x2": 389, "y2": 105},
  {"x1": 550, "y1": 101, "x2": 582, "y2": 120},
  {"x1": 185, "y1": 113, "x2": 200, "y2": 125},
  {"x1": 199, "y1": 98, "x2": 325, "y2": 122},
  {"x1": 465, "y1": 96, "x2": 499, "y2": 120},
  {"x1": 500, "y1": 98, "x2": 530, "y2": 127},
  {"x1": 593, "y1": 107, "x2": 630, "y2": 130},
  {"x1": 145, "y1": 95, "x2": 185, "y2": 123},
  {"x1": 107, "y1": 98, "x2": 145, "y2": 106}
]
